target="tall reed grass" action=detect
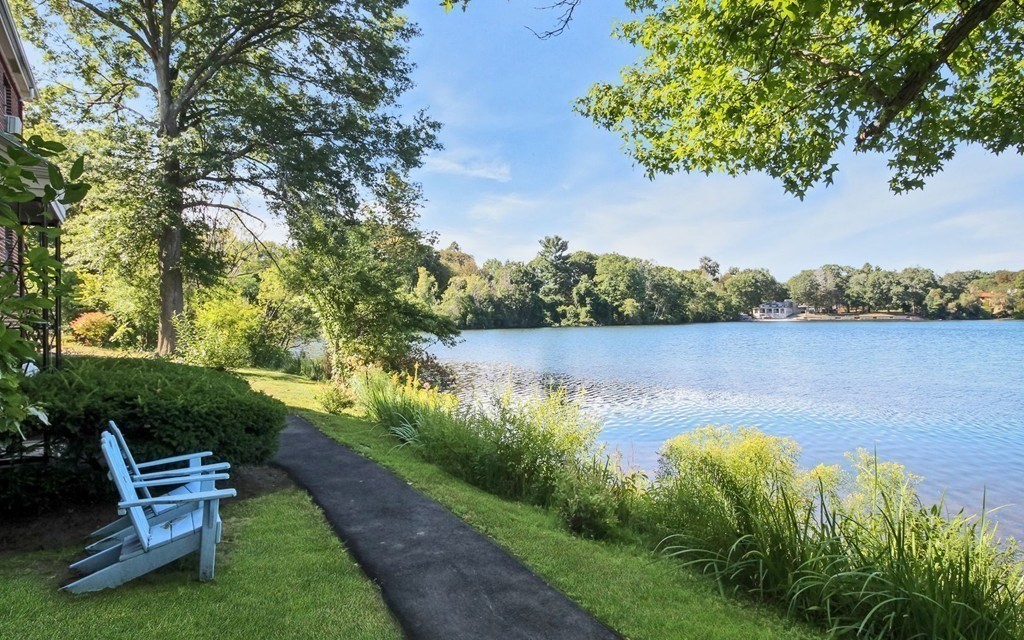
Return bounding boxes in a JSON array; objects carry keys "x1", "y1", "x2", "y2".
[
  {"x1": 350, "y1": 371, "x2": 1024, "y2": 639},
  {"x1": 351, "y1": 369, "x2": 599, "y2": 506},
  {"x1": 655, "y1": 431, "x2": 1024, "y2": 639}
]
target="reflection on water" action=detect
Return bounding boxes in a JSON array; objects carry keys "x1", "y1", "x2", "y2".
[{"x1": 433, "y1": 321, "x2": 1024, "y2": 539}]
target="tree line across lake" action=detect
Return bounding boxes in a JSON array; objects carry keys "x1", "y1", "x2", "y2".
[{"x1": 419, "y1": 236, "x2": 1024, "y2": 330}]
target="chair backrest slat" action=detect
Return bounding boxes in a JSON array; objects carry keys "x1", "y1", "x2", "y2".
[
  {"x1": 107, "y1": 421, "x2": 152, "y2": 499},
  {"x1": 99, "y1": 432, "x2": 151, "y2": 548}
]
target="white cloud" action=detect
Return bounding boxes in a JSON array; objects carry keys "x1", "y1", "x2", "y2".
[
  {"x1": 423, "y1": 147, "x2": 512, "y2": 182},
  {"x1": 427, "y1": 146, "x2": 1024, "y2": 279},
  {"x1": 467, "y1": 193, "x2": 543, "y2": 221}
]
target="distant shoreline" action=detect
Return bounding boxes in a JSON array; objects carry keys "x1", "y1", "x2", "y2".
[
  {"x1": 440, "y1": 316, "x2": 1021, "y2": 333},
  {"x1": 755, "y1": 313, "x2": 926, "y2": 322}
]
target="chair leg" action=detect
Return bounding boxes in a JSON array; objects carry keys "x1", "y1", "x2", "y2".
[
  {"x1": 198, "y1": 499, "x2": 220, "y2": 581},
  {"x1": 65, "y1": 536, "x2": 200, "y2": 594}
]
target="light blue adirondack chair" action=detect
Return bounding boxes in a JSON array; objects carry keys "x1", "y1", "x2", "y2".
[
  {"x1": 65, "y1": 432, "x2": 236, "y2": 594},
  {"x1": 87, "y1": 421, "x2": 231, "y2": 552}
]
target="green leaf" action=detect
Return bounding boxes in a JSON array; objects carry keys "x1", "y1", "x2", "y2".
[
  {"x1": 47, "y1": 163, "x2": 65, "y2": 190},
  {"x1": 59, "y1": 182, "x2": 90, "y2": 205},
  {"x1": 69, "y1": 156, "x2": 85, "y2": 181},
  {"x1": 33, "y1": 139, "x2": 66, "y2": 153}
]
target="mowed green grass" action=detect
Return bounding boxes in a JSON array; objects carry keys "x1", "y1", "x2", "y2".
[
  {"x1": 0, "y1": 489, "x2": 400, "y2": 640},
  {"x1": 242, "y1": 368, "x2": 823, "y2": 640}
]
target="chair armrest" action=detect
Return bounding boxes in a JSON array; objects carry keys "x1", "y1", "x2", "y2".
[
  {"x1": 132, "y1": 473, "x2": 230, "y2": 488},
  {"x1": 135, "y1": 451, "x2": 214, "y2": 469},
  {"x1": 118, "y1": 488, "x2": 237, "y2": 508},
  {"x1": 134, "y1": 462, "x2": 231, "y2": 479}
]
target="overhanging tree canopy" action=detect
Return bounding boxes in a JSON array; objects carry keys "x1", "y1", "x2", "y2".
[
  {"x1": 17, "y1": 0, "x2": 439, "y2": 353},
  {"x1": 577, "y1": 0, "x2": 1022, "y2": 196}
]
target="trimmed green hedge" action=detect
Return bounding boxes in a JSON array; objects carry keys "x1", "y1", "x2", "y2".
[{"x1": 1, "y1": 357, "x2": 286, "y2": 515}]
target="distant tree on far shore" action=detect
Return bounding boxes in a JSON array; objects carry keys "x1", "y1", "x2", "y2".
[{"x1": 415, "y1": 238, "x2": 1023, "y2": 328}]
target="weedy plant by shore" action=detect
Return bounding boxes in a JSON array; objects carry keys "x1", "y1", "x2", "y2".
[{"x1": 347, "y1": 369, "x2": 1024, "y2": 640}]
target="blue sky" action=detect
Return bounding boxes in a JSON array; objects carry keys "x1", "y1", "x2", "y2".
[{"x1": 400, "y1": 3, "x2": 1024, "y2": 280}]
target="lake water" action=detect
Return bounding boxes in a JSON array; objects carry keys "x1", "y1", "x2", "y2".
[{"x1": 431, "y1": 321, "x2": 1024, "y2": 538}]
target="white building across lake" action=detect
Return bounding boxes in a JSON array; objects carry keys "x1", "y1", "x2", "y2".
[{"x1": 753, "y1": 300, "x2": 799, "y2": 319}]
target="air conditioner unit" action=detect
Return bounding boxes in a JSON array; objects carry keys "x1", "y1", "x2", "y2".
[{"x1": 4, "y1": 115, "x2": 22, "y2": 136}]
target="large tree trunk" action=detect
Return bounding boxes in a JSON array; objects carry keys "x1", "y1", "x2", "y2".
[
  {"x1": 155, "y1": 142, "x2": 185, "y2": 355},
  {"x1": 156, "y1": 221, "x2": 183, "y2": 355}
]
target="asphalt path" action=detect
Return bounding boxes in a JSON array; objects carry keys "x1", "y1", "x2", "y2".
[{"x1": 273, "y1": 414, "x2": 621, "y2": 640}]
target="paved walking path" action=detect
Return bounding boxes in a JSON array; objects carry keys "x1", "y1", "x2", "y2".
[{"x1": 273, "y1": 414, "x2": 621, "y2": 640}]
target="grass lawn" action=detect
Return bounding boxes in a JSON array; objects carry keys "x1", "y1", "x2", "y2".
[
  {"x1": 0, "y1": 489, "x2": 400, "y2": 640},
  {"x1": 242, "y1": 368, "x2": 824, "y2": 640}
]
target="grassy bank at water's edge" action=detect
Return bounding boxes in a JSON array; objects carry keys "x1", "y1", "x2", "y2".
[
  {"x1": 242, "y1": 367, "x2": 821, "y2": 640},
  {"x1": 326, "y1": 369, "x2": 1024, "y2": 640}
]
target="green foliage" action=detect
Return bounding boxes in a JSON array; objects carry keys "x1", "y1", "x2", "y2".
[
  {"x1": 351, "y1": 370, "x2": 600, "y2": 508},
  {"x1": 651, "y1": 426, "x2": 807, "y2": 551},
  {"x1": 0, "y1": 134, "x2": 88, "y2": 436},
  {"x1": 786, "y1": 270, "x2": 827, "y2": 310},
  {"x1": 555, "y1": 455, "x2": 647, "y2": 540},
  {"x1": 783, "y1": 263, "x2": 1019, "y2": 318},
  {"x1": 532, "y1": 235, "x2": 574, "y2": 323},
  {"x1": 578, "y1": 0, "x2": 1024, "y2": 195},
  {"x1": 68, "y1": 311, "x2": 116, "y2": 347},
  {"x1": 439, "y1": 274, "x2": 496, "y2": 328},
  {"x1": 0, "y1": 357, "x2": 286, "y2": 514},
  {"x1": 281, "y1": 352, "x2": 329, "y2": 381},
  {"x1": 176, "y1": 294, "x2": 264, "y2": 368},
  {"x1": 18, "y1": 0, "x2": 440, "y2": 353},
  {"x1": 554, "y1": 460, "x2": 621, "y2": 539},
  {"x1": 351, "y1": 368, "x2": 459, "y2": 435},
  {"x1": 721, "y1": 268, "x2": 786, "y2": 317},
  {"x1": 316, "y1": 380, "x2": 357, "y2": 415},
  {"x1": 291, "y1": 176, "x2": 457, "y2": 375},
  {"x1": 655, "y1": 429, "x2": 1024, "y2": 639},
  {"x1": 426, "y1": 238, "x2": 1022, "y2": 328}
]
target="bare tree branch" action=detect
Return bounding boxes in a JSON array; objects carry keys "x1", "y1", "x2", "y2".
[{"x1": 526, "y1": 0, "x2": 582, "y2": 40}]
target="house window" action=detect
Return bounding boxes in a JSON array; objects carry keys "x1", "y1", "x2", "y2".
[{"x1": 0, "y1": 72, "x2": 9, "y2": 119}]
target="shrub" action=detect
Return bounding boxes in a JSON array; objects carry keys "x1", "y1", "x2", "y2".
[
  {"x1": 476, "y1": 389, "x2": 600, "y2": 506},
  {"x1": 68, "y1": 311, "x2": 117, "y2": 347},
  {"x1": 176, "y1": 296, "x2": 264, "y2": 368},
  {"x1": 554, "y1": 458, "x2": 622, "y2": 539},
  {"x1": 316, "y1": 380, "x2": 356, "y2": 414},
  {"x1": 649, "y1": 426, "x2": 809, "y2": 550},
  {"x1": 0, "y1": 356, "x2": 286, "y2": 515},
  {"x1": 350, "y1": 369, "x2": 458, "y2": 435},
  {"x1": 555, "y1": 455, "x2": 650, "y2": 540}
]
